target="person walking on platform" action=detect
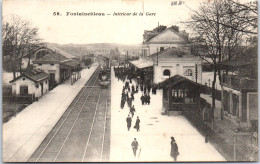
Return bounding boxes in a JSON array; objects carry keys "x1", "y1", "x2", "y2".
[
  {"x1": 144, "y1": 94, "x2": 148, "y2": 105},
  {"x1": 170, "y1": 137, "x2": 179, "y2": 161},
  {"x1": 126, "y1": 115, "x2": 132, "y2": 131},
  {"x1": 140, "y1": 94, "x2": 145, "y2": 105},
  {"x1": 147, "y1": 94, "x2": 151, "y2": 105},
  {"x1": 127, "y1": 96, "x2": 132, "y2": 108},
  {"x1": 131, "y1": 92, "x2": 134, "y2": 101},
  {"x1": 121, "y1": 99, "x2": 125, "y2": 109},
  {"x1": 125, "y1": 81, "x2": 129, "y2": 88},
  {"x1": 136, "y1": 85, "x2": 139, "y2": 93},
  {"x1": 147, "y1": 84, "x2": 151, "y2": 93},
  {"x1": 131, "y1": 138, "x2": 139, "y2": 157},
  {"x1": 154, "y1": 85, "x2": 157, "y2": 95},
  {"x1": 121, "y1": 90, "x2": 125, "y2": 98},
  {"x1": 130, "y1": 105, "x2": 136, "y2": 117},
  {"x1": 131, "y1": 85, "x2": 135, "y2": 93},
  {"x1": 134, "y1": 116, "x2": 140, "y2": 132}
]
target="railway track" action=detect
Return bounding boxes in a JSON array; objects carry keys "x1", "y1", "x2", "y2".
[{"x1": 28, "y1": 67, "x2": 111, "y2": 162}]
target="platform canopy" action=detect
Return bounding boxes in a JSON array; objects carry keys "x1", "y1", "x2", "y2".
[
  {"x1": 60, "y1": 59, "x2": 81, "y2": 71},
  {"x1": 129, "y1": 60, "x2": 153, "y2": 69}
]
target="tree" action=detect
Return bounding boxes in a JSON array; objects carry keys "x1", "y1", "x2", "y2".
[
  {"x1": 2, "y1": 15, "x2": 41, "y2": 78},
  {"x1": 186, "y1": 0, "x2": 257, "y2": 120}
]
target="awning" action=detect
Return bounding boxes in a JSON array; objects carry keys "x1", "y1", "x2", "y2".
[
  {"x1": 60, "y1": 59, "x2": 80, "y2": 67},
  {"x1": 129, "y1": 60, "x2": 153, "y2": 69}
]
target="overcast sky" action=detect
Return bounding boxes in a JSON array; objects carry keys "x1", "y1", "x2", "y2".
[{"x1": 3, "y1": 0, "x2": 205, "y2": 45}]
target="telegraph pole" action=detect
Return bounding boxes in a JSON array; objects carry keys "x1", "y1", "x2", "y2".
[{"x1": 195, "y1": 63, "x2": 198, "y2": 83}]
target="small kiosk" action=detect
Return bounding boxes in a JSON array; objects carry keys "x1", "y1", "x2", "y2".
[{"x1": 160, "y1": 75, "x2": 203, "y2": 115}]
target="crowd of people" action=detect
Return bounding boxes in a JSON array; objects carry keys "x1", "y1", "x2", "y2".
[{"x1": 114, "y1": 65, "x2": 179, "y2": 160}]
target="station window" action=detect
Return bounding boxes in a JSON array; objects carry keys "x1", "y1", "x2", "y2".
[
  {"x1": 20, "y1": 85, "x2": 28, "y2": 95},
  {"x1": 184, "y1": 69, "x2": 192, "y2": 76},
  {"x1": 160, "y1": 47, "x2": 164, "y2": 51},
  {"x1": 163, "y1": 69, "x2": 171, "y2": 77},
  {"x1": 38, "y1": 63, "x2": 42, "y2": 66},
  {"x1": 171, "y1": 89, "x2": 195, "y2": 104},
  {"x1": 50, "y1": 63, "x2": 54, "y2": 66},
  {"x1": 172, "y1": 89, "x2": 185, "y2": 103}
]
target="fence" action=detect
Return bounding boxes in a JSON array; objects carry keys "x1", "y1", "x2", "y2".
[{"x1": 3, "y1": 94, "x2": 35, "y2": 104}]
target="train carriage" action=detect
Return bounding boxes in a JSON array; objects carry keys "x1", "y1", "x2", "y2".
[{"x1": 99, "y1": 69, "x2": 110, "y2": 88}]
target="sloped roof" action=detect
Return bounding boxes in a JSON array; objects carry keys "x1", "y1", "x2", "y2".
[
  {"x1": 145, "y1": 27, "x2": 189, "y2": 43},
  {"x1": 46, "y1": 44, "x2": 74, "y2": 59},
  {"x1": 33, "y1": 44, "x2": 74, "y2": 63},
  {"x1": 10, "y1": 69, "x2": 49, "y2": 83},
  {"x1": 33, "y1": 53, "x2": 62, "y2": 63},
  {"x1": 61, "y1": 59, "x2": 80, "y2": 67},
  {"x1": 129, "y1": 60, "x2": 153, "y2": 69},
  {"x1": 159, "y1": 75, "x2": 203, "y2": 88}
]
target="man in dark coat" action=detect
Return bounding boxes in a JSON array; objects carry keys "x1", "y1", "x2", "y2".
[
  {"x1": 136, "y1": 85, "x2": 139, "y2": 93},
  {"x1": 170, "y1": 137, "x2": 179, "y2": 161},
  {"x1": 126, "y1": 115, "x2": 132, "y2": 131},
  {"x1": 121, "y1": 90, "x2": 125, "y2": 98},
  {"x1": 154, "y1": 86, "x2": 157, "y2": 95},
  {"x1": 147, "y1": 94, "x2": 151, "y2": 105},
  {"x1": 140, "y1": 94, "x2": 145, "y2": 105},
  {"x1": 125, "y1": 81, "x2": 129, "y2": 88},
  {"x1": 131, "y1": 92, "x2": 134, "y2": 101},
  {"x1": 134, "y1": 116, "x2": 140, "y2": 132},
  {"x1": 140, "y1": 84, "x2": 143, "y2": 91},
  {"x1": 121, "y1": 99, "x2": 125, "y2": 109},
  {"x1": 152, "y1": 86, "x2": 155, "y2": 94},
  {"x1": 130, "y1": 105, "x2": 136, "y2": 117},
  {"x1": 127, "y1": 97, "x2": 132, "y2": 108},
  {"x1": 147, "y1": 84, "x2": 151, "y2": 93},
  {"x1": 131, "y1": 138, "x2": 139, "y2": 157},
  {"x1": 131, "y1": 85, "x2": 135, "y2": 93}
]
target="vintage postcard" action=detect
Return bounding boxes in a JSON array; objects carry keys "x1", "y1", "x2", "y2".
[{"x1": 2, "y1": 0, "x2": 258, "y2": 162}]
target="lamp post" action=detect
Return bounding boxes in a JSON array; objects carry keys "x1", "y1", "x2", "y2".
[
  {"x1": 156, "y1": 48, "x2": 159, "y2": 66},
  {"x1": 204, "y1": 107, "x2": 209, "y2": 143}
]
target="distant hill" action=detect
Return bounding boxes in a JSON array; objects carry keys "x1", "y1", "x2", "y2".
[{"x1": 46, "y1": 42, "x2": 141, "y2": 57}]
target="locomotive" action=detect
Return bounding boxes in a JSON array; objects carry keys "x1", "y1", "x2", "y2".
[{"x1": 99, "y1": 68, "x2": 110, "y2": 88}]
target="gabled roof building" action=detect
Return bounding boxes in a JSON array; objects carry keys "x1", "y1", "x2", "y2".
[
  {"x1": 9, "y1": 68, "x2": 49, "y2": 100},
  {"x1": 130, "y1": 25, "x2": 202, "y2": 85},
  {"x1": 32, "y1": 45, "x2": 81, "y2": 89}
]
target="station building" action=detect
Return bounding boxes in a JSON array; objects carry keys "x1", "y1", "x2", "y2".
[
  {"x1": 32, "y1": 45, "x2": 81, "y2": 89},
  {"x1": 130, "y1": 25, "x2": 202, "y2": 85},
  {"x1": 9, "y1": 68, "x2": 49, "y2": 100}
]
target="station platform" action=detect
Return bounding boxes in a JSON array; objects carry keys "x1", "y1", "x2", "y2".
[{"x1": 3, "y1": 63, "x2": 98, "y2": 162}]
